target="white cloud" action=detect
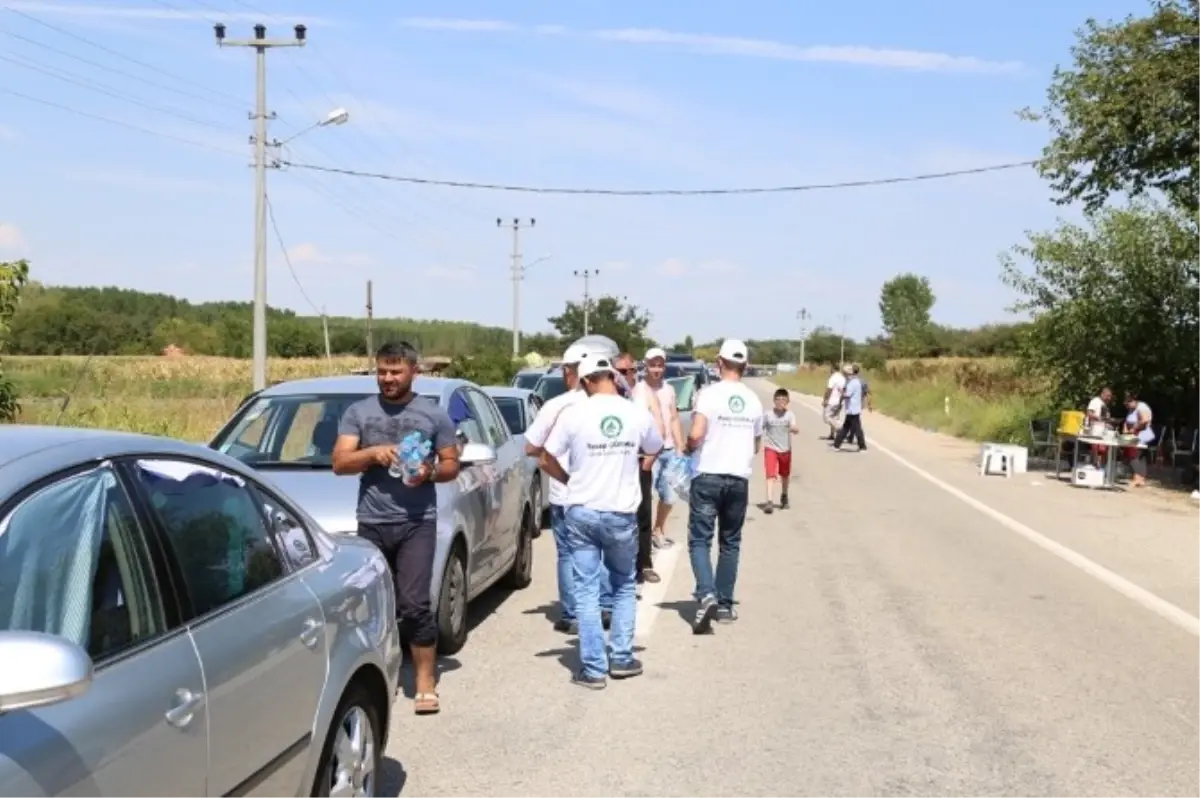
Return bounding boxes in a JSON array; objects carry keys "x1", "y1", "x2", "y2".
[
  {"x1": 0, "y1": 223, "x2": 27, "y2": 252},
  {"x1": 285, "y1": 242, "x2": 374, "y2": 268},
  {"x1": 4, "y1": 1, "x2": 333, "y2": 25},
  {"x1": 660, "y1": 258, "x2": 687, "y2": 277},
  {"x1": 396, "y1": 18, "x2": 1024, "y2": 74}
]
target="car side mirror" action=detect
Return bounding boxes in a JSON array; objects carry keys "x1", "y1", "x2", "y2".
[
  {"x1": 460, "y1": 442, "x2": 497, "y2": 466},
  {"x1": 0, "y1": 631, "x2": 93, "y2": 713}
]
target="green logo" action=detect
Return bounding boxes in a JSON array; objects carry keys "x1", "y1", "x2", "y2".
[
  {"x1": 600, "y1": 415, "x2": 623, "y2": 439},
  {"x1": 728, "y1": 395, "x2": 746, "y2": 413}
]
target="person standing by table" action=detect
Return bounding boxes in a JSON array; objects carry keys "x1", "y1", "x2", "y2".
[{"x1": 1120, "y1": 392, "x2": 1155, "y2": 488}]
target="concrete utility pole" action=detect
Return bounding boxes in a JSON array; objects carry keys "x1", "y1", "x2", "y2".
[
  {"x1": 216, "y1": 22, "x2": 306, "y2": 392},
  {"x1": 837, "y1": 313, "x2": 851, "y2": 365},
  {"x1": 497, "y1": 218, "x2": 535, "y2": 358},
  {"x1": 574, "y1": 269, "x2": 598, "y2": 335},
  {"x1": 796, "y1": 308, "x2": 810, "y2": 366}
]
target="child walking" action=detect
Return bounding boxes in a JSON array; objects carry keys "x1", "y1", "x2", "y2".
[{"x1": 762, "y1": 388, "x2": 799, "y2": 513}]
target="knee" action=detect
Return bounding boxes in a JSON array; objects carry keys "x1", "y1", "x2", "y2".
[{"x1": 399, "y1": 608, "x2": 437, "y2": 647}]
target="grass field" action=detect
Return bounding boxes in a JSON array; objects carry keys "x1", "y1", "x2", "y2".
[
  {"x1": 9, "y1": 355, "x2": 368, "y2": 441},
  {"x1": 776, "y1": 357, "x2": 1052, "y2": 444}
]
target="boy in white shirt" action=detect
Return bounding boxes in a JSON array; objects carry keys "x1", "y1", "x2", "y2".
[
  {"x1": 541, "y1": 350, "x2": 664, "y2": 690},
  {"x1": 683, "y1": 339, "x2": 764, "y2": 634}
]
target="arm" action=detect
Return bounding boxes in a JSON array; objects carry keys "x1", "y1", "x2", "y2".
[
  {"x1": 426, "y1": 411, "x2": 462, "y2": 483},
  {"x1": 670, "y1": 403, "x2": 686, "y2": 452},
  {"x1": 541, "y1": 408, "x2": 574, "y2": 484},
  {"x1": 753, "y1": 406, "x2": 764, "y2": 454},
  {"x1": 331, "y1": 404, "x2": 393, "y2": 475},
  {"x1": 523, "y1": 397, "x2": 559, "y2": 457},
  {"x1": 686, "y1": 412, "x2": 708, "y2": 454},
  {"x1": 641, "y1": 409, "x2": 665, "y2": 459},
  {"x1": 788, "y1": 411, "x2": 800, "y2": 434}
]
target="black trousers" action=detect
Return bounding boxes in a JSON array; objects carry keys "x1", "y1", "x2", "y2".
[
  {"x1": 834, "y1": 413, "x2": 867, "y2": 450},
  {"x1": 357, "y1": 518, "x2": 438, "y2": 647},
  {"x1": 636, "y1": 466, "x2": 654, "y2": 576}
]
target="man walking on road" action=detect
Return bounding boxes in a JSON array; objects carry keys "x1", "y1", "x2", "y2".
[
  {"x1": 615, "y1": 351, "x2": 665, "y2": 584},
  {"x1": 632, "y1": 347, "x2": 685, "y2": 551},
  {"x1": 832, "y1": 364, "x2": 867, "y2": 452},
  {"x1": 821, "y1": 363, "x2": 846, "y2": 440},
  {"x1": 540, "y1": 349, "x2": 664, "y2": 689},
  {"x1": 684, "y1": 339, "x2": 763, "y2": 633},
  {"x1": 524, "y1": 343, "x2": 614, "y2": 634},
  {"x1": 333, "y1": 341, "x2": 461, "y2": 715},
  {"x1": 762, "y1": 387, "x2": 799, "y2": 513}
]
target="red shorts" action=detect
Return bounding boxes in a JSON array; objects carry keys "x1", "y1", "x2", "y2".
[{"x1": 764, "y1": 449, "x2": 792, "y2": 479}]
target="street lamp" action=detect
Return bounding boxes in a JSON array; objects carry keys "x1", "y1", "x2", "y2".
[{"x1": 278, "y1": 107, "x2": 350, "y2": 146}]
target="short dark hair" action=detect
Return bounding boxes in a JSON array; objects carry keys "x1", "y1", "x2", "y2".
[
  {"x1": 1125, "y1": 391, "x2": 1139, "y2": 401},
  {"x1": 376, "y1": 341, "x2": 420, "y2": 366},
  {"x1": 773, "y1": 388, "x2": 789, "y2": 400}
]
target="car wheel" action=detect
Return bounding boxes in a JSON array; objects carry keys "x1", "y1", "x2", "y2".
[
  {"x1": 311, "y1": 683, "x2": 382, "y2": 798},
  {"x1": 529, "y1": 479, "x2": 543, "y2": 538},
  {"x1": 501, "y1": 505, "x2": 535, "y2": 590},
  {"x1": 436, "y1": 546, "x2": 468, "y2": 656}
]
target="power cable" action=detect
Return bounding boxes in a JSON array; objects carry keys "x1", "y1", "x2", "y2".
[
  {"x1": 265, "y1": 193, "x2": 320, "y2": 315},
  {"x1": 280, "y1": 159, "x2": 1040, "y2": 196}
]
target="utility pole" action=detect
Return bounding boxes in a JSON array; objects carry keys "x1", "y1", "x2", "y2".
[
  {"x1": 574, "y1": 269, "x2": 598, "y2": 335},
  {"x1": 365, "y1": 279, "x2": 374, "y2": 366},
  {"x1": 837, "y1": 313, "x2": 851, "y2": 365},
  {"x1": 497, "y1": 218, "x2": 535, "y2": 358},
  {"x1": 216, "y1": 21, "x2": 307, "y2": 392},
  {"x1": 320, "y1": 306, "x2": 332, "y2": 373},
  {"x1": 796, "y1": 308, "x2": 810, "y2": 367}
]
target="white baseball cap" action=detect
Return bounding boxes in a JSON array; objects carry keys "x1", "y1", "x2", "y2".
[
  {"x1": 561, "y1": 343, "x2": 593, "y2": 365},
  {"x1": 718, "y1": 339, "x2": 748, "y2": 363},
  {"x1": 644, "y1": 347, "x2": 666, "y2": 362},
  {"x1": 577, "y1": 349, "x2": 616, "y2": 379}
]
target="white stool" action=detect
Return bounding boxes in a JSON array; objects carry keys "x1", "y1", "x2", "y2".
[{"x1": 979, "y1": 444, "x2": 1012, "y2": 479}]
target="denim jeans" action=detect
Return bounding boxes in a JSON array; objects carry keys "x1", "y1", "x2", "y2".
[
  {"x1": 687, "y1": 473, "x2": 749, "y2": 606},
  {"x1": 550, "y1": 505, "x2": 612, "y2": 620},
  {"x1": 564, "y1": 506, "x2": 639, "y2": 679},
  {"x1": 650, "y1": 453, "x2": 677, "y2": 504}
]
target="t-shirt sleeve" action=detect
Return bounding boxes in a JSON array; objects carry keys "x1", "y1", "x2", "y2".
[
  {"x1": 640, "y1": 407, "x2": 664, "y2": 454},
  {"x1": 544, "y1": 405, "x2": 575, "y2": 459},
  {"x1": 694, "y1": 386, "x2": 716, "y2": 420},
  {"x1": 752, "y1": 400, "x2": 765, "y2": 436},
  {"x1": 430, "y1": 406, "x2": 458, "y2": 451},
  {"x1": 826, "y1": 374, "x2": 837, "y2": 390},
  {"x1": 337, "y1": 401, "x2": 362, "y2": 438},
  {"x1": 1086, "y1": 397, "x2": 1103, "y2": 415},
  {"x1": 524, "y1": 397, "x2": 556, "y2": 447}
]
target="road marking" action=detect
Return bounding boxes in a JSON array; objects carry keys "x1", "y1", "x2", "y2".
[
  {"x1": 786, "y1": 390, "x2": 1200, "y2": 638},
  {"x1": 636, "y1": 532, "x2": 684, "y2": 639}
]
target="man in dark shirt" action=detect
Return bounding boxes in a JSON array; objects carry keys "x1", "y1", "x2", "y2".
[{"x1": 333, "y1": 341, "x2": 460, "y2": 715}]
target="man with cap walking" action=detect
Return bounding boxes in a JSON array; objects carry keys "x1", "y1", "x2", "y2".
[
  {"x1": 539, "y1": 349, "x2": 663, "y2": 689},
  {"x1": 524, "y1": 343, "x2": 614, "y2": 634},
  {"x1": 683, "y1": 338, "x2": 764, "y2": 633},
  {"x1": 833, "y1": 364, "x2": 868, "y2": 452}
]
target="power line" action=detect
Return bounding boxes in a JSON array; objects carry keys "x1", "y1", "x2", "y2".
[
  {"x1": 265, "y1": 193, "x2": 320, "y2": 315},
  {"x1": 280, "y1": 159, "x2": 1040, "y2": 196}
]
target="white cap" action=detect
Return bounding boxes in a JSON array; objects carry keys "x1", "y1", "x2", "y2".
[
  {"x1": 562, "y1": 343, "x2": 592, "y2": 365},
  {"x1": 644, "y1": 347, "x2": 666, "y2": 362},
  {"x1": 717, "y1": 339, "x2": 748, "y2": 364},
  {"x1": 577, "y1": 349, "x2": 616, "y2": 379}
]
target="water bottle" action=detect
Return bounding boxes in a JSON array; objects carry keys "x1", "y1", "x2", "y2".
[
  {"x1": 663, "y1": 451, "x2": 698, "y2": 503},
  {"x1": 390, "y1": 430, "x2": 432, "y2": 483}
]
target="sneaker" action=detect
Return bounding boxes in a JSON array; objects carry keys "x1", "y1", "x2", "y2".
[
  {"x1": 716, "y1": 606, "x2": 738, "y2": 624},
  {"x1": 609, "y1": 658, "x2": 644, "y2": 679},
  {"x1": 601, "y1": 610, "x2": 612, "y2": 631},
  {"x1": 651, "y1": 534, "x2": 674, "y2": 550},
  {"x1": 763, "y1": 504, "x2": 774, "y2": 514},
  {"x1": 692, "y1": 595, "x2": 718, "y2": 635},
  {"x1": 571, "y1": 672, "x2": 607, "y2": 690},
  {"x1": 553, "y1": 618, "x2": 578, "y2": 635},
  {"x1": 780, "y1": 495, "x2": 789, "y2": 510}
]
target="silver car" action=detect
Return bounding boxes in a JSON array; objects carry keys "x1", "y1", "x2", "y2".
[
  {"x1": 0, "y1": 426, "x2": 401, "y2": 797},
  {"x1": 482, "y1": 386, "x2": 550, "y2": 531},
  {"x1": 209, "y1": 375, "x2": 536, "y2": 656},
  {"x1": 510, "y1": 367, "x2": 548, "y2": 391}
]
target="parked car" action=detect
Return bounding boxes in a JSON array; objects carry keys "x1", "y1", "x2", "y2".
[
  {"x1": 533, "y1": 370, "x2": 568, "y2": 403},
  {"x1": 0, "y1": 425, "x2": 401, "y2": 797},
  {"x1": 208, "y1": 375, "x2": 537, "y2": 656},
  {"x1": 511, "y1": 367, "x2": 548, "y2": 391},
  {"x1": 483, "y1": 386, "x2": 550, "y2": 531}
]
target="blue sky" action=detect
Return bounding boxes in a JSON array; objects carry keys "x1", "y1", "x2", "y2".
[{"x1": 0, "y1": 0, "x2": 1142, "y2": 345}]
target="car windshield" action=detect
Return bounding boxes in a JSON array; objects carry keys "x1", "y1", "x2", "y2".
[
  {"x1": 513, "y1": 372, "x2": 542, "y2": 390},
  {"x1": 534, "y1": 374, "x2": 567, "y2": 402},
  {"x1": 211, "y1": 393, "x2": 437, "y2": 468},
  {"x1": 493, "y1": 397, "x2": 526, "y2": 434}
]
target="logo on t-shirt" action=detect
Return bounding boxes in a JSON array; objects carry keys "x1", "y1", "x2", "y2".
[
  {"x1": 728, "y1": 395, "x2": 745, "y2": 413},
  {"x1": 600, "y1": 415, "x2": 624, "y2": 439}
]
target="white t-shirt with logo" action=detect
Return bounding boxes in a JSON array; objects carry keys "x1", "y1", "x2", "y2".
[
  {"x1": 693, "y1": 380, "x2": 764, "y2": 479},
  {"x1": 523, "y1": 387, "x2": 585, "y2": 506},
  {"x1": 631, "y1": 380, "x2": 677, "y2": 450},
  {"x1": 826, "y1": 371, "x2": 846, "y2": 405},
  {"x1": 545, "y1": 393, "x2": 663, "y2": 514}
]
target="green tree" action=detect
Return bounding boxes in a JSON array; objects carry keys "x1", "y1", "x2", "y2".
[
  {"x1": 547, "y1": 295, "x2": 653, "y2": 355},
  {"x1": 878, "y1": 273, "x2": 936, "y2": 357},
  {"x1": 1022, "y1": 0, "x2": 1199, "y2": 214},
  {"x1": 442, "y1": 349, "x2": 518, "y2": 386},
  {"x1": 1001, "y1": 202, "x2": 1199, "y2": 421},
  {"x1": 0, "y1": 259, "x2": 30, "y2": 422}
]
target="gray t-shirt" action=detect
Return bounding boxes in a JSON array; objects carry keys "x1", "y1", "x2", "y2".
[
  {"x1": 762, "y1": 409, "x2": 796, "y2": 452},
  {"x1": 338, "y1": 395, "x2": 457, "y2": 524}
]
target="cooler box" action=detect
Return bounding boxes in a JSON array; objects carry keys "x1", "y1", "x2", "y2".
[
  {"x1": 1058, "y1": 410, "x2": 1084, "y2": 437},
  {"x1": 978, "y1": 443, "x2": 1028, "y2": 474},
  {"x1": 1072, "y1": 464, "x2": 1106, "y2": 488}
]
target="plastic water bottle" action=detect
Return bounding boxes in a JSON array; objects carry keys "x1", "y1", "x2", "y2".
[
  {"x1": 390, "y1": 430, "x2": 432, "y2": 483},
  {"x1": 663, "y1": 451, "x2": 698, "y2": 503}
]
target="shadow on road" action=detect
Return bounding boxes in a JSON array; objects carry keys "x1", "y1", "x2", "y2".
[
  {"x1": 378, "y1": 755, "x2": 408, "y2": 796},
  {"x1": 397, "y1": 656, "x2": 462, "y2": 700},
  {"x1": 465, "y1": 582, "x2": 517, "y2": 634},
  {"x1": 535, "y1": 638, "x2": 647, "y2": 674}
]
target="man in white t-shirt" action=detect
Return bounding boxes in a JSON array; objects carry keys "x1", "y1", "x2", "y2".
[
  {"x1": 632, "y1": 347, "x2": 686, "y2": 552},
  {"x1": 821, "y1": 363, "x2": 847, "y2": 440},
  {"x1": 541, "y1": 349, "x2": 663, "y2": 690},
  {"x1": 683, "y1": 338, "x2": 764, "y2": 634},
  {"x1": 524, "y1": 343, "x2": 613, "y2": 635},
  {"x1": 1086, "y1": 386, "x2": 1113, "y2": 426}
]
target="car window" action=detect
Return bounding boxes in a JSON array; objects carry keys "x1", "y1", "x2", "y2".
[
  {"x1": 514, "y1": 372, "x2": 542, "y2": 390},
  {"x1": 534, "y1": 375, "x2": 566, "y2": 402},
  {"x1": 493, "y1": 397, "x2": 526, "y2": 435},
  {"x1": 0, "y1": 465, "x2": 167, "y2": 662},
  {"x1": 130, "y1": 459, "x2": 285, "y2": 618},
  {"x1": 466, "y1": 389, "x2": 508, "y2": 447},
  {"x1": 450, "y1": 388, "x2": 487, "y2": 445},
  {"x1": 255, "y1": 490, "x2": 319, "y2": 571}
]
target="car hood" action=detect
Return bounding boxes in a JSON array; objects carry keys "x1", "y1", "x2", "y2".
[{"x1": 256, "y1": 470, "x2": 362, "y2": 535}]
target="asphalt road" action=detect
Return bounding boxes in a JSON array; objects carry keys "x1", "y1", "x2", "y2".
[{"x1": 381, "y1": 379, "x2": 1199, "y2": 797}]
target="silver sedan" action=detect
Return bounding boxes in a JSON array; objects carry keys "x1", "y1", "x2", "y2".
[{"x1": 0, "y1": 425, "x2": 402, "y2": 797}]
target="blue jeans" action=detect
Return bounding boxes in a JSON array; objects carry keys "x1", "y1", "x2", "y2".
[
  {"x1": 564, "y1": 506, "x2": 639, "y2": 678},
  {"x1": 550, "y1": 505, "x2": 612, "y2": 620},
  {"x1": 687, "y1": 474, "x2": 749, "y2": 606}
]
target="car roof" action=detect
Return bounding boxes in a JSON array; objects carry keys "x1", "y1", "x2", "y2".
[
  {"x1": 515, "y1": 367, "x2": 548, "y2": 374},
  {"x1": 483, "y1": 386, "x2": 534, "y2": 400},
  {"x1": 256, "y1": 374, "x2": 469, "y2": 402}
]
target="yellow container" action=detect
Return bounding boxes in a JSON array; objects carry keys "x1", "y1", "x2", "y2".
[{"x1": 1058, "y1": 410, "x2": 1084, "y2": 436}]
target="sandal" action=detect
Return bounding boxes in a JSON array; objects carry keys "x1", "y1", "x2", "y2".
[{"x1": 414, "y1": 692, "x2": 441, "y2": 715}]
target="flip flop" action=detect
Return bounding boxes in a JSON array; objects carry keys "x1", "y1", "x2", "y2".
[{"x1": 414, "y1": 692, "x2": 440, "y2": 715}]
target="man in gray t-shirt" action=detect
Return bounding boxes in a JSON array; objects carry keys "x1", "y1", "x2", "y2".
[{"x1": 333, "y1": 341, "x2": 459, "y2": 716}]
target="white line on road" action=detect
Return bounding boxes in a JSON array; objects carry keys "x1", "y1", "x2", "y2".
[
  {"x1": 788, "y1": 391, "x2": 1200, "y2": 638},
  {"x1": 636, "y1": 535, "x2": 684, "y2": 639}
]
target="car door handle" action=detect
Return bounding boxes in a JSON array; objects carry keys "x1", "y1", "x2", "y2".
[
  {"x1": 165, "y1": 688, "x2": 204, "y2": 729},
  {"x1": 299, "y1": 618, "x2": 322, "y2": 649}
]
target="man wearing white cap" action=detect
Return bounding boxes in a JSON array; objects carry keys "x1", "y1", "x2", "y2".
[
  {"x1": 540, "y1": 349, "x2": 663, "y2": 689},
  {"x1": 683, "y1": 338, "x2": 763, "y2": 633},
  {"x1": 632, "y1": 347, "x2": 685, "y2": 551},
  {"x1": 524, "y1": 343, "x2": 614, "y2": 635}
]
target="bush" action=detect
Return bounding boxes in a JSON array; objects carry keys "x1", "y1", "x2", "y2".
[{"x1": 442, "y1": 350, "x2": 518, "y2": 387}]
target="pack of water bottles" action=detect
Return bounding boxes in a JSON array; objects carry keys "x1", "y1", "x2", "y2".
[
  {"x1": 389, "y1": 429, "x2": 433, "y2": 483},
  {"x1": 661, "y1": 450, "x2": 699, "y2": 503}
]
